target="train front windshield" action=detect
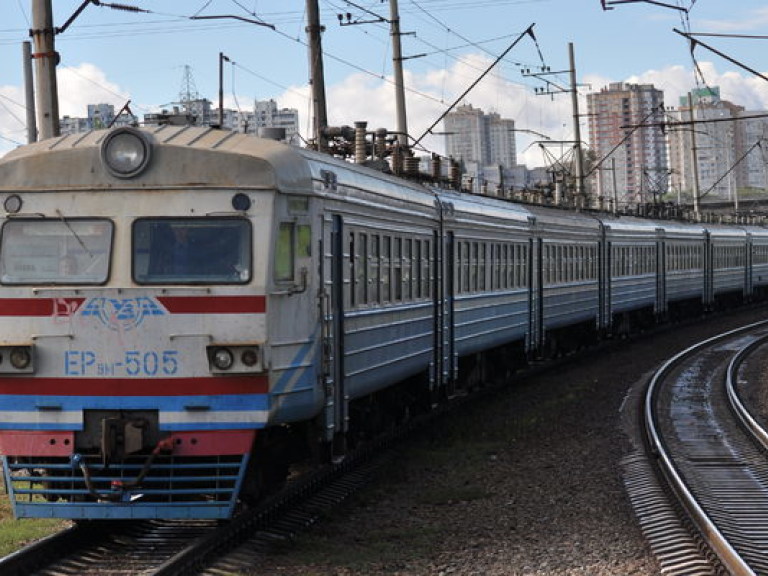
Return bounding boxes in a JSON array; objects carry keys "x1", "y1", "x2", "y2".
[
  {"x1": 0, "y1": 219, "x2": 113, "y2": 284},
  {"x1": 133, "y1": 218, "x2": 252, "y2": 284}
]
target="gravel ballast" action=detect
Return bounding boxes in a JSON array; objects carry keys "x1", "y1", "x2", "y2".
[{"x1": 251, "y1": 308, "x2": 768, "y2": 575}]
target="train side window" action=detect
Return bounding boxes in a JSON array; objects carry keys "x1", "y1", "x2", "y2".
[
  {"x1": 480, "y1": 242, "x2": 486, "y2": 291},
  {"x1": 414, "y1": 239, "x2": 422, "y2": 299},
  {"x1": 465, "y1": 241, "x2": 472, "y2": 292},
  {"x1": 501, "y1": 244, "x2": 509, "y2": 289},
  {"x1": 494, "y1": 244, "x2": 502, "y2": 290},
  {"x1": 511, "y1": 244, "x2": 517, "y2": 287},
  {"x1": 370, "y1": 235, "x2": 381, "y2": 303},
  {"x1": 357, "y1": 233, "x2": 368, "y2": 305},
  {"x1": 488, "y1": 244, "x2": 495, "y2": 290},
  {"x1": 275, "y1": 223, "x2": 295, "y2": 282},
  {"x1": 569, "y1": 246, "x2": 575, "y2": 282},
  {"x1": 403, "y1": 239, "x2": 412, "y2": 300},
  {"x1": 509, "y1": 244, "x2": 516, "y2": 288},
  {"x1": 348, "y1": 232, "x2": 356, "y2": 307},
  {"x1": 393, "y1": 237, "x2": 402, "y2": 302},
  {"x1": 382, "y1": 235, "x2": 392, "y2": 303},
  {"x1": 421, "y1": 239, "x2": 431, "y2": 298}
]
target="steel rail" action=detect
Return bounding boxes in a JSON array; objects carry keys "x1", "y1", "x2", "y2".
[
  {"x1": 643, "y1": 319, "x2": 768, "y2": 576},
  {"x1": 726, "y1": 334, "x2": 768, "y2": 449}
]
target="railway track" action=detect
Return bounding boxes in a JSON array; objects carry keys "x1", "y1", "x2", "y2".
[
  {"x1": 0, "y1": 376, "x2": 460, "y2": 575},
  {"x1": 627, "y1": 319, "x2": 768, "y2": 575},
  {"x1": 0, "y1": 446, "x2": 393, "y2": 575}
]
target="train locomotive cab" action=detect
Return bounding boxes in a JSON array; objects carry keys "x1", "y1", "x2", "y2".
[{"x1": 0, "y1": 126, "x2": 304, "y2": 519}]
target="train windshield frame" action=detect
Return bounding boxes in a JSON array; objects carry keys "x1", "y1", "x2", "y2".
[
  {"x1": 0, "y1": 218, "x2": 113, "y2": 285},
  {"x1": 132, "y1": 217, "x2": 252, "y2": 285}
]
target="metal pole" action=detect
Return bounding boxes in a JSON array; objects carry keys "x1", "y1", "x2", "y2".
[
  {"x1": 569, "y1": 43, "x2": 585, "y2": 203},
  {"x1": 30, "y1": 0, "x2": 59, "y2": 140},
  {"x1": 611, "y1": 157, "x2": 618, "y2": 214},
  {"x1": 218, "y1": 52, "x2": 226, "y2": 129},
  {"x1": 306, "y1": 0, "x2": 329, "y2": 152},
  {"x1": 22, "y1": 41, "x2": 37, "y2": 143},
  {"x1": 688, "y1": 92, "x2": 701, "y2": 219},
  {"x1": 389, "y1": 0, "x2": 408, "y2": 149}
]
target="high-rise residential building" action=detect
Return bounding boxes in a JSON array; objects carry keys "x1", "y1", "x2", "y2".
[
  {"x1": 667, "y1": 87, "x2": 744, "y2": 202},
  {"x1": 740, "y1": 111, "x2": 768, "y2": 192},
  {"x1": 444, "y1": 104, "x2": 516, "y2": 168},
  {"x1": 587, "y1": 82, "x2": 667, "y2": 207},
  {"x1": 443, "y1": 104, "x2": 517, "y2": 193},
  {"x1": 487, "y1": 112, "x2": 516, "y2": 168}
]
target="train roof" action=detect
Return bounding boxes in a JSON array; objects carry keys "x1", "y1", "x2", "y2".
[
  {"x1": 0, "y1": 126, "x2": 427, "y2": 206},
  {"x1": 438, "y1": 189, "x2": 533, "y2": 224}
]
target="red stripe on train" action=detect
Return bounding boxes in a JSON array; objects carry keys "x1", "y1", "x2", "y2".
[
  {"x1": 0, "y1": 430, "x2": 256, "y2": 456},
  {"x1": 0, "y1": 298, "x2": 86, "y2": 317},
  {"x1": 0, "y1": 375, "x2": 268, "y2": 396},
  {"x1": 0, "y1": 295, "x2": 265, "y2": 317},
  {"x1": 157, "y1": 295, "x2": 266, "y2": 314}
]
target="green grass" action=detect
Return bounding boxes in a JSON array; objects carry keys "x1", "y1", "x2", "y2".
[{"x1": 0, "y1": 477, "x2": 69, "y2": 557}]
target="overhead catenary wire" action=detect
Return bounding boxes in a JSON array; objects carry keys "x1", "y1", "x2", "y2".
[{"x1": 413, "y1": 23, "x2": 537, "y2": 147}]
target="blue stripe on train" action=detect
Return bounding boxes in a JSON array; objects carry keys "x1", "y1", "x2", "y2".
[
  {"x1": 0, "y1": 393, "x2": 268, "y2": 411},
  {"x1": 0, "y1": 393, "x2": 269, "y2": 430}
]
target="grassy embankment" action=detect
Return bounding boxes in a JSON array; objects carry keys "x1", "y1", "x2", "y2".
[{"x1": 0, "y1": 477, "x2": 69, "y2": 557}]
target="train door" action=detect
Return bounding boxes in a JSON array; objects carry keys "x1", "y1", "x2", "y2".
[
  {"x1": 704, "y1": 231, "x2": 713, "y2": 309},
  {"x1": 655, "y1": 230, "x2": 667, "y2": 318},
  {"x1": 442, "y1": 230, "x2": 456, "y2": 395},
  {"x1": 433, "y1": 199, "x2": 455, "y2": 396},
  {"x1": 528, "y1": 233, "x2": 544, "y2": 355},
  {"x1": 320, "y1": 213, "x2": 347, "y2": 457},
  {"x1": 746, "y1": 233, "x2": 754, "y2": 300},
  {"x1": 598, "y1": 223, "x2": 611, "y2": 331}
]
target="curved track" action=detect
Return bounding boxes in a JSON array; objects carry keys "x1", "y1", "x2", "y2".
[{"x1": 643, "y1": 320, "x2": 768, "y2": 575}]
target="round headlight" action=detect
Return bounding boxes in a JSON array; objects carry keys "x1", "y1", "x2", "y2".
[
  {"x1": 241, "y1": 348, "x2": 259, "y2": 367},
  {"x1": 101, "y1": 127, "x2": 151, "y2": 178},
  {"x1": 212, "y1": 348, "x2": 234, "y2": 371},
  {"x1": 10, "y1": 347, "x2": 30, "y2": 370}
]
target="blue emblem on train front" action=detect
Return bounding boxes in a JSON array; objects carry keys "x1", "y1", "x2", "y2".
[{"x1": 80, "y1": 297, "x2": 165, "y2": 331}]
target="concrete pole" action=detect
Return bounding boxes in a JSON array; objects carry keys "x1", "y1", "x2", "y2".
[
  {"x1": 218, "y1": 52, "x2": 227, "y2": 129},
  {"x1": 569, "y1": 43, "x2": 585, "y2": 204},
  {"x1": 389, "y1": 0, "x2": 408, "y2": 149},
  {"x1": 306, "y1": 0, "x2": 329, "y2": 152},
  {"x1": 30, "y1": 0, "x2": 60, "y2": 140},
  {"x1": 22, "y1": 41, "x2": 38, "y2": 143},
  {"x1": 688, "y1": 92, "x2": 701, "y2": 219}
]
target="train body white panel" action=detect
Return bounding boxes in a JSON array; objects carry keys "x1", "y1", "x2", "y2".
[{"x1": 0, "y1": 125, "x2": 765, "y2": 520}]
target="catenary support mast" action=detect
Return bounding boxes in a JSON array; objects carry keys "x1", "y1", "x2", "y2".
[
  {"x1": 306, "y1": 0, "x2": 329, "y2": 152},
  {"x1": 30, "y1": 0, "x2": 60, "y2": 140}
]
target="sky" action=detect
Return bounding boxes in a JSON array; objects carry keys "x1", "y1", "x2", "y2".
[{"x1": 1, "y1": 1, "x2": 768, "y2": 167}]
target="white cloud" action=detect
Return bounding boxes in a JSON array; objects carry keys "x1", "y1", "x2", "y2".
[
  {"x1": 0, "y1": 84, "x2": 28, "y2": 154},
  {"x1": 626, "y1": 61, "x2": 768, "y2": 111},
  {"x1": 5, "y1": 56, "x2": 768, "y2": 171},
  {"x1": 698, "y1": 7, "x2": 768, "y2": 33},
  {"x1": 57, "y1": 63, "x2": 130, "y2": 116},
  {"x1": 276, "y1": 54, "x2": 572, "y2": 168},
  {"x1": 0, "y1": 63, "x2": 130, "y2": 157}
]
